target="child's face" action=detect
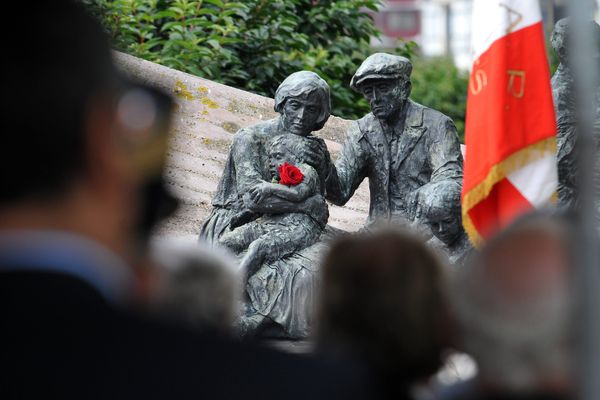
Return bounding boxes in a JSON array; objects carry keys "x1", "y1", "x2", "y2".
[
  {"x1": 269, "y1": 145, "x2": 287, "y2": 178},
  {"x1": 423, "y1": 205, "x2": 461, "y2": 246}
]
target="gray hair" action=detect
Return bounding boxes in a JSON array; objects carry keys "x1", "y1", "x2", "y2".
[
  {"x1": 274, "y1": 71, "x2": 331, "y2": 131},
  {"x1": 449, "y1": 212, "x2": 573, "y2": 390},
  {"x1": 149, "y1": 238, "x2": 241, "y2": 333},
  {"x1": 418, "y1": 181, "x2": 461, "y2": 216},
  {"x1": 268, "y1": 134, "x2": 304, "y2": 165}
]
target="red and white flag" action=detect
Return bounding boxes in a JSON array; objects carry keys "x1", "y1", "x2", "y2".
[{"x1": 462, "y1": 0, "x2": 558, "y2": 245}]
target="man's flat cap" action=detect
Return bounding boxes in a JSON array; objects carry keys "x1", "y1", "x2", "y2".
[{"x1": 350, "y1": 53, "x2": 413, "y2": 91}]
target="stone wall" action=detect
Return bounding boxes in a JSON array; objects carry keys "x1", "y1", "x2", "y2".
[{"x1": 114, "y1": 52, "x2": 369, "y2": 240}]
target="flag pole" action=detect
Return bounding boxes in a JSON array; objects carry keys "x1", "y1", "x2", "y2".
[{"x1": 567, "y1": 0, "x2": 600, "y2": 399}]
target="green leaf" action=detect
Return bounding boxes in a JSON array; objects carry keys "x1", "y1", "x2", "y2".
[
  {"x1": 206, "y1": 39, "x2": 221, "y2": 49},
  {"x1": 203, "y1": 0, "x2": 224, "y2": 7}
]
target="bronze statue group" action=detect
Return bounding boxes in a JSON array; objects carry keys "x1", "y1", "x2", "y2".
[
  {"x1": 0, "y1": 2, "x2": 591, "y2": 399},
  {"x1": 201, "y1": 53, "x2": 467, "y2": 338},
  {"x1": 200, "y1": 18, "x2": 600, "y2": 340}
]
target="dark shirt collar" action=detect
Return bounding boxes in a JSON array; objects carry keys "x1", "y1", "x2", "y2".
[{"x1": 0, "y1": 230, "x2": 134, "y2": 304}]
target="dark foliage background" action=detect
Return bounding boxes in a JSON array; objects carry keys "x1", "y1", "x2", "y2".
[
  {"x1": 84, "y1": 0, "x2": 467, "y2": 138},
  {"x1": 411, "y1": 57, "x2": 468, "y2": 140}
]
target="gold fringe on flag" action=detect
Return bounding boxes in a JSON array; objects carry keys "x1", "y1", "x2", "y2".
[{"x1": 462, "y1": 136, "x2": 557, "y2": 247}]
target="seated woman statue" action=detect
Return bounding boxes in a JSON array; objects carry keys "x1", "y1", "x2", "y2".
[
  {"x1": 219, "y1": 134, "x2": 328, "y2": 283},
  {"x1": 199, "y1": 71, "x2": 333, "y2": 338}
]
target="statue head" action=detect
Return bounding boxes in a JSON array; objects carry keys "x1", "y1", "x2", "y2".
[
  {"x1": 551, "y1": 18, "x2": 600, "y2": 68},
  {"x1": 274, "y1": 71, "x2": 331, "y2": 136},
  {"x1": 267, "y1": 134, "x2": 303, "y2": 178},
  {"x1": 351, "y1": 53, "x2": 412, "y2": 122},
  {"x1": 416, "y1": 181, "x2": 463, "y2": 247},
  {"x1": 551, "y1": 18, "x2": 571, "y2": 67}
]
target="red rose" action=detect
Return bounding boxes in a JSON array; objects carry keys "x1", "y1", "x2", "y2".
[{"x1": 278, "y1": 162, "x2": 304, "y2": 186}]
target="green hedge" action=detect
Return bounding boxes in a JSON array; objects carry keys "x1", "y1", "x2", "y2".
[
  {"x1": 411, "y1": 57, "x2": 468, "y2": 141},
  {"x1": 85, "y1": 0, "x2": 467, "y2": 138},
  {"x1": 84, "y1": 0, "x2": 383, "y2": 119}
]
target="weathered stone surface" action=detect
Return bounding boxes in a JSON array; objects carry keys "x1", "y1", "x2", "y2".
[{"x1": 113, "y1": 52, "x2": 369, "y2": 240}]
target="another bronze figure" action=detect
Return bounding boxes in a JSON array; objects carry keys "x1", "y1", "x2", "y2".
[
  {"x1": 200, "y1": 55, "x2": 468, "y2": 338},
  {"x1": 200, "y1": 71, "x2": 333, "y2": 338},
  {"x1": 414, "y1": 181, "x2": 471, "y2": 267},
  {"x1": 551, "y1": 18, "x2": 600, "y2": 209},
  {"x1": 324, "y1": 53, "x2": 464, "y2": 227}
]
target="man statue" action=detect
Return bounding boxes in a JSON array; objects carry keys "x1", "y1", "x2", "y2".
[
  {"x1": 550, "y1": 18, "x2": 600, "y2": 210},
  {"x1": 325, "y1": 53, "x2": 463, "y2": 226}
]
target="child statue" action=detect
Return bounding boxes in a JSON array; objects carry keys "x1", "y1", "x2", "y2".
[
  {"x1": 219, "y1": 133, "x2": 328, "y2": 281},
  {"x1": 413, "y1": 181, "x2": 472, "y2": 267}
]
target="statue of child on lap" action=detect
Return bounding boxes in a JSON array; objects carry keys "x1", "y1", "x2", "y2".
[{"x1": 220, "y1": 133, "x2": 328, "y2": 283}]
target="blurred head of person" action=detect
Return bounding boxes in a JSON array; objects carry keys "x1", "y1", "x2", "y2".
[
  {"x1": 449, "y1": 212, "x2": 574, "y2": 395},
  {"x1": 1, "y1": 0, "x2": 175, "y2": 260},
  {"x1": 317, "y1": 229, "x2": 450, "y2": 398},
  {"x1": 148, "y1": 238, "x2": 241, "y2": 334}
]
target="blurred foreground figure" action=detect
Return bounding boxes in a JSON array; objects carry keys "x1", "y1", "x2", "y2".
[
  {"x1": 444, "y1": 213, "x2": 574, "y2": 400},
  {"x1": 149, "y1": 239, "x2": 240, "y2": 334},
  {"x1": 317, "y1": 230, "x2": 450, "y2": 400},
  {"x1": 0, "y1": 2, "x2": 368, "y2": 399}
]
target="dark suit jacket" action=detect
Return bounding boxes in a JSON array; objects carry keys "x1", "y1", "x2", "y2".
[
  {"x1": 0, "y1": 270, "x2": 367, "y2": 399},
  {"x1": 436, "y1": 378, "x2": 571, "y2": 400}
]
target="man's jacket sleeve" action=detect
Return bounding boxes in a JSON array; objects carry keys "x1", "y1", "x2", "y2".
[
  {"x1": 428, "y1": 116, "x2": 464, "y2": 185},
  {"x1": 325, "y1": 123, "x2": 368, "y2": 206}
]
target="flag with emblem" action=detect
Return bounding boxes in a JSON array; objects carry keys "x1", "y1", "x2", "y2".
[{"x1": 462, "y1": 0, "x2": 558, "y2": 245}]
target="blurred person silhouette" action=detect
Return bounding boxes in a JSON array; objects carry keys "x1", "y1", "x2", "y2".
[
  {"x1": 440, "y1": 212, "x2": 574, "y2": 400},
  {"x1": 148, "y1": 238, "x2": 240, "y2": 334},
  {"x1": 0, "y1": 2, "x2": 369, "y2": 399},
  {"x1": 316, "y1": 229, "x2": 452, "y2": 400}
]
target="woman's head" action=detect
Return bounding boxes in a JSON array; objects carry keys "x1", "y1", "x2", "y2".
[
  {"x1": 317, "y1": 230, "x2": 449, "y2": 387},
  {"x1": 274, "y1": 71, "x2": 331, "y2": 135},
  {"x1": 149, "y1": 239, "x2": 240, "y2": 334}
]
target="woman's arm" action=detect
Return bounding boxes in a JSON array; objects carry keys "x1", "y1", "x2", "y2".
[
  {"x1": 243, "y1": 192, "x2": 325, "y2": 216},
  {"x1": 231, "y1": 125, "x2": 306, "y2": 213},
  {"x1": 231, "y1": 130, "x2": 268, "y2": 194},
  {"x1": 248, "y1": 182, "x2": 308, "y2": 203},
  {"x1": 248, "y1": 164, "x2": 318, "y2": 203}
]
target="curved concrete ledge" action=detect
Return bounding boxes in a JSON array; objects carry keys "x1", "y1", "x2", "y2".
[{"x1": 114, "y1": 52, "x2": 370, "y2": 239}]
